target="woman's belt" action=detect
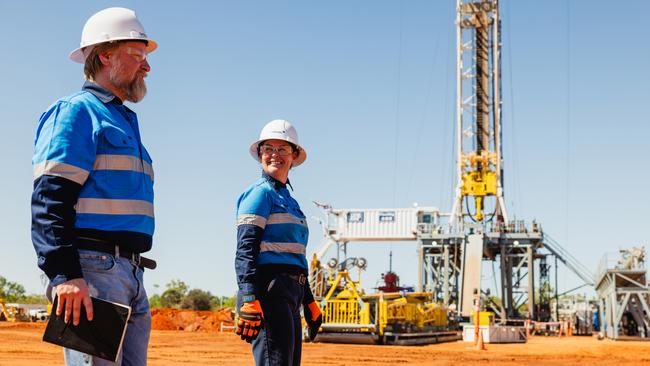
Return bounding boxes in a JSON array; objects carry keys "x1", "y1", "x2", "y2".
[
  {"x1": 280, "y1": 273, "x2": 307, "y2": 285},
  {"x1": 257, "y1": 265, "x2": 308, "y2": 285}
]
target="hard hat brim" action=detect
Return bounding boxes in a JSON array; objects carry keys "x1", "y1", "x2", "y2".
[
  {"x1": 249, "y1": 140, "x2": 307, "y2": 167},
  {"x1": 69, "y1": 37, "x2": 158, "y2": 63}
]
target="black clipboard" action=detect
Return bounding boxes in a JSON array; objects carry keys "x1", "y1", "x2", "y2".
[{"x1": 43, "y1": 295, "x2": 131, "y2": 362}]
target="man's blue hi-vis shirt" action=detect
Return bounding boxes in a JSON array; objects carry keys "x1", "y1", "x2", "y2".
[
  {"x1": 235, "y1": 172, "x2": 309, "y2": 296},
  {"x1": 31, "y1": 82, "x2": 154, "y2": 286}
]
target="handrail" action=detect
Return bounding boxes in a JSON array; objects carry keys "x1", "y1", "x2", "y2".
[{"x1": 543, "y1": 234, "x2": 595, "y2": 286}]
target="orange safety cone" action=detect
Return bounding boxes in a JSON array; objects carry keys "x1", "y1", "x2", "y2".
[{"x1": 475, "y1": 328, "x2": 487, "y2": 351}]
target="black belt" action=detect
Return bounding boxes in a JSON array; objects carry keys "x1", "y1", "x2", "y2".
[
  {"x1": 258, "y1": 265, "x2": 308, "y2": 285},
  {"x1": 76, "y1": 238, "x2": 157, "y2": 270},
  {"x1": 280, "y1": 273, "x2": 307, "y2": 285}
]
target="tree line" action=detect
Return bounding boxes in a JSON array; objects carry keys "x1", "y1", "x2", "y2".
[
  {"x1": 144, "y1": 279, "x2": 236, "y2": 311},
  {"x1": 0, "y1": 276, "x2": 48, "y2": 304},
  {"x1": 1, "y1": 275, "x2": 235, "y2": 311}
]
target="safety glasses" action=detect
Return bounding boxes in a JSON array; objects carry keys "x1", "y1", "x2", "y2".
[
  {"x1": 124, "y1": 47, "x2": 148, "y2": 62},
  {"x1": 259, "y1": 144, "x2": 293, "y2": 156}
]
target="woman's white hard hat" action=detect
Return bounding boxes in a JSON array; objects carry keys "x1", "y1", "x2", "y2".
[
  {"x1": 249, "y1": 119, "x2": 307, "y2": 167},
  {"x1": 69, "y1": 7, "x2": 157, "y2": 63}
]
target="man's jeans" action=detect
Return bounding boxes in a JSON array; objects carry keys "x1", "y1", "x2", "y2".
[{"x1": 62, "y1": 249, "x2": 151, "y2": 366}]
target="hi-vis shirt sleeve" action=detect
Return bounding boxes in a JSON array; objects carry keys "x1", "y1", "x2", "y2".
[
  {"x1": 235, "y1": 185, "x2": 272, "y2": 295},
  {"x1": 236, "y1": 185, "x2": 273, "y2": 228},
  {"x1": 33, "y1": 101, "x2": 97, "y2": 184},
  {"x1": 31, "y1": 100, "x2": 97, "y2": 286}
]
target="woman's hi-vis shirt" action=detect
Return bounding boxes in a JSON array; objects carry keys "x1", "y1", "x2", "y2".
[{"x1": 235, "y1": 173, "x2": 309, "y2": 295}]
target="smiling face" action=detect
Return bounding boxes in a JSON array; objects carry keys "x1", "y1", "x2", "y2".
[{"x1": 259, "y1": 139, "x2": 299, "y2": 183}]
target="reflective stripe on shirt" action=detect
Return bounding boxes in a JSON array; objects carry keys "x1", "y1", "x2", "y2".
[
  {"x1": 237, "y1": 214, "x2": 267, "y2": 228},
  {"x1": 260, "y1": 241, "x2": 306, "y2": 255},
  {"x1": 93, "y1": 154, "x2": 154, "y2": 181},
  {"x1": 33, "y1": 160, "x2": 89, "y2": 185},
  {"x1": 75, "y1": 198, "x2": 154, "y2": 218},
  {"x1": 267, "y1": 213, "x2": 307, "y2": 226}
]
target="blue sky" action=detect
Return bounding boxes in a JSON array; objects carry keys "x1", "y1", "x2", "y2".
[{"x1": 1, "y1": 0, "x2": 648, "y2": 300}]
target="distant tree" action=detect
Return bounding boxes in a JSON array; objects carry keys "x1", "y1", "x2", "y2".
[
  {"x1": 181, "y1": 289, "x2": 214, "y2": 311},
  {"x1": 149, "y1": 294, "x2": 163, "y2": 308},
  {"x1": 210, "y1": 296, "x2": 226, "y2": 310},
  {"x1": 168, "y1": 279, "x2": 189, "y2": 294},
  {"x1": 0, "y1": 276, "x2": 47, "y2": 304},
  {"x1": 147, "y1": 279, "x2": 237, "y2": 311},
  {"x1": 20, "y1": 294, "x2": 48, "y2": 305},
  {"x1": 0, "y1": 276, "x2": 27, "y2": 302},
  {"x1": 159, "y1": 279, "x2": 189, "y2": 308},
  {"x1": 220, "y1": 295, "x2": 237, "y2": 309}
]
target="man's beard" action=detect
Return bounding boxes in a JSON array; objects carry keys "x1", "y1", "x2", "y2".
[{"x1": 109, "y1": 58, "x2": 147, "y2": 103}]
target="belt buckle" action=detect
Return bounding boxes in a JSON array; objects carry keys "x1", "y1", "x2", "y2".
[{"x1": 297, "y1": 274, "x2": 306, "y2": 285}]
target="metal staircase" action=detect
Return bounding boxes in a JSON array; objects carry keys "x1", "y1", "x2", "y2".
[{"x1": 543, "y1": 234, "x2": 595, "y2": 286}]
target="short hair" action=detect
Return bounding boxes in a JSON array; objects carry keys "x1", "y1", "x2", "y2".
[{"x1": 83, "y1": 42, "x2": 121, "y2": 81}]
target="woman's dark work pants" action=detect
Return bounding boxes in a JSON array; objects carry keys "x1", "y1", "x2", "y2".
[{"x1": 253, "y1": 275, "x2": 305, "y2": 366}]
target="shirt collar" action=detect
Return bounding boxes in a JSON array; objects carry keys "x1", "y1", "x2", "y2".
[
  {"x1": 82, "y1": 81, "x2": 123, "y2": 105},
  {"x1": 261, "y1": 171, "x2": 293, "y2": 191}
]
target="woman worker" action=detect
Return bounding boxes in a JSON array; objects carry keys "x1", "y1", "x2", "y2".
[{"x1": 234, "y1": 119, "x2": 322, "y2": 365}]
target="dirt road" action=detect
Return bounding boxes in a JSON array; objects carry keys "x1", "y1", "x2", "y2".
[{"x1": 1, "y1": 323, "x2": 649, "y2": 366}]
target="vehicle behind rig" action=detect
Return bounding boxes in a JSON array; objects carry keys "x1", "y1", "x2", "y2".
[{"x1": 309, "y1": 256, "x2": 460, "y2": 345}]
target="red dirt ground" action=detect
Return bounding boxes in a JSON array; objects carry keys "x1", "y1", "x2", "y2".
[
  {"x1": 1, "y1": 318, "x2": 649, "y2": 365},
  {"x1": 150, "y1": 307, "x2": 234, "y2": 332}
]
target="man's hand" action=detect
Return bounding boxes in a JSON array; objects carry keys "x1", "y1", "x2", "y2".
[
  {"x1": 55, "y1": 278, "x2": 93, "y2": 326},
  {"x1": 235, "y1": 300, "x2": 264, "y2": 343},
  {"x1": 303, "y1": 301, "x2": 322, "y2": 341}
]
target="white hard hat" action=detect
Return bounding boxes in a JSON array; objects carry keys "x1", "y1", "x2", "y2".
[
  {"x1": 249, "y1": 119, "x2": 307, "y2": 167},
  {"x1": 69, "y1": 7, "x2": 157, "y2": 63}
]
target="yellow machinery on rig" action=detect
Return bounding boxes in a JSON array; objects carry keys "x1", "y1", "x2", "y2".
[{"x1": 314, "y1": 269, "x2": 459, "y2": 345}]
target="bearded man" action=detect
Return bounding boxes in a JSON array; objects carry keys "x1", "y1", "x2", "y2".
[{"x1": 31, "y1": 7, "x2": 158, "y2": 365}]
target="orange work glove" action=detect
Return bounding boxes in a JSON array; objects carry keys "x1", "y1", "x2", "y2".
[
  {"x1": 303, "y1": 301, "x2": 322, "y2": 341},
  {"x1": 235, "y1": 300, "x2": 264, "y2": 343}
]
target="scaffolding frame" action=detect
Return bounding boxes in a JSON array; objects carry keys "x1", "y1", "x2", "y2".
[{"x1": 595, "y1": 249, "x2": 650, "y2": 339}]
